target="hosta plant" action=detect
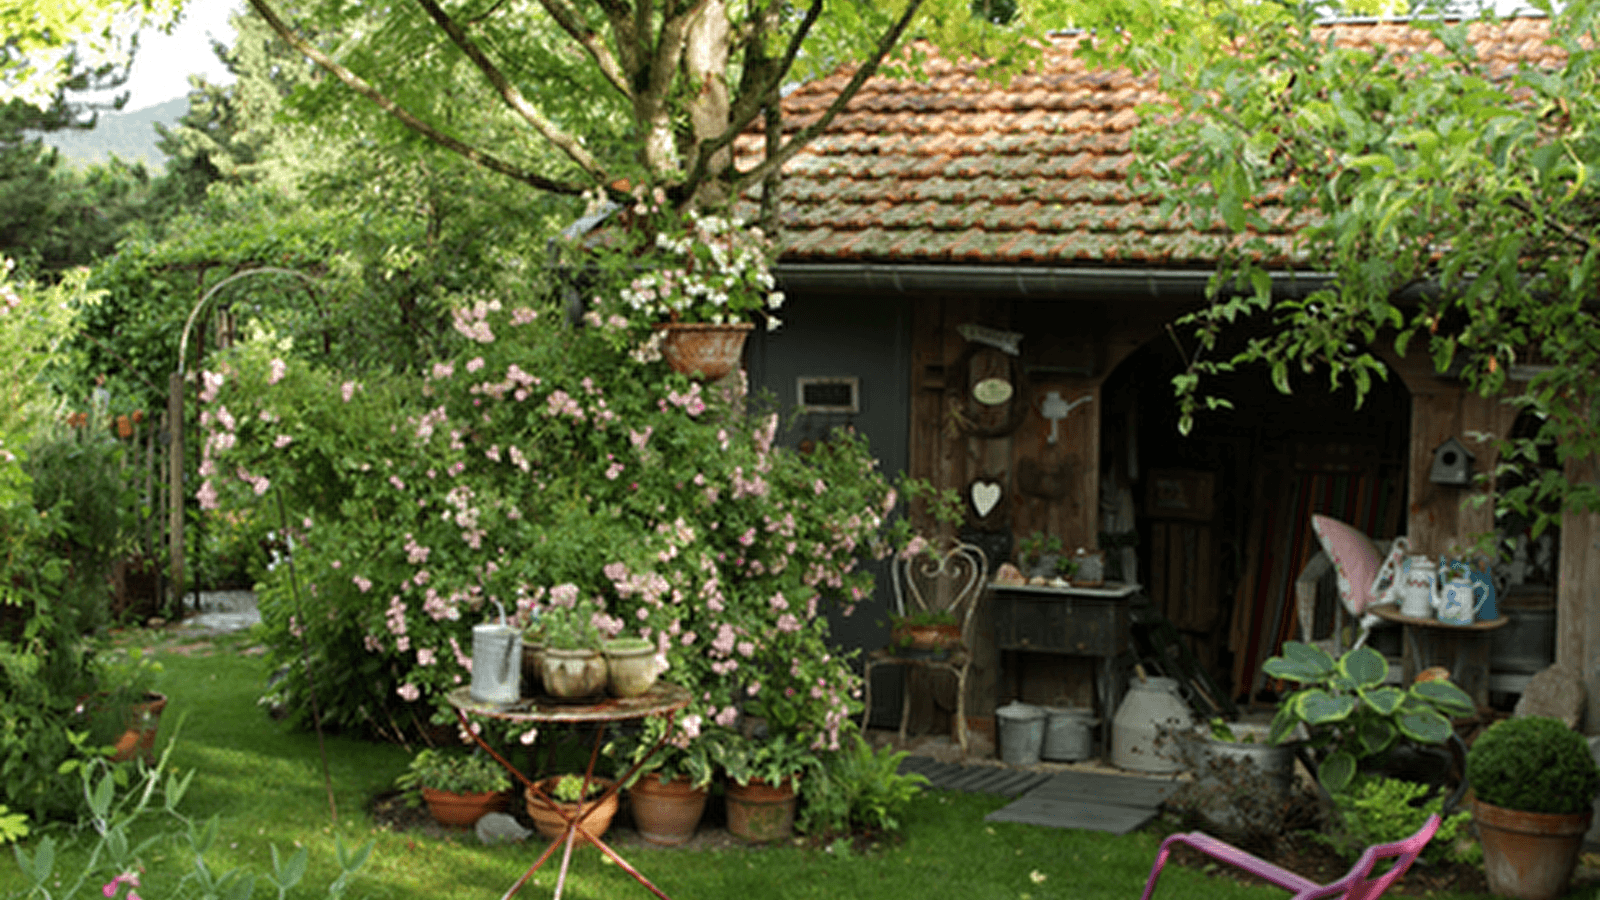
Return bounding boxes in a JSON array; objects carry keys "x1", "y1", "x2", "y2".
[{"x1": 1263, "y1": 642, "x2": 1473, "y2": 794}]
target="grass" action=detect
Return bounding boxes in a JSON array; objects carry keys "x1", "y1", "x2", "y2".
[{"x1": 2, "y1": 628, "x2": 1498, "y2": 900}]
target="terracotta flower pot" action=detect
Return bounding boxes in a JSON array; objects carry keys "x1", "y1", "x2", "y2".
[
  {"x1": 420, "y1": 787, "x2": 507, "y2": 828},
  {"x1": 653, "y1": 322, "x2": 754, "y2": 381},
  {"x1": 540, "y1": 647, "x2": 607, "y2": 699},
  {"x1": 526, "y1": 778, "x2": 619, "y2": 845},
  {"x1": 725, "y1": 777, "x2": 797, "y2": 842},
  {"x1": 1473, "y1": 798, "x2": 1593, "y2": 900},
  {"x1": 628, "y1": 774, "x2": 708, "y2": 846},
  {"x1": 893, "y1": 623, "x2": 961, "y2": 652},
  {"x1": 112, "y1": 692, "x2": 167, "y2": 764}
]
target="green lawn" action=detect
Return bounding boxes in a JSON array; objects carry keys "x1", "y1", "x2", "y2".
[{"x1": 2, "y1": 630, "x2": 1498, "y2": 900}]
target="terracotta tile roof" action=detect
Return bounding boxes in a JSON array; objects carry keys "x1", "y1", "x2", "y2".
[{"x1": 738, "y1": 16, "x2": 1559, "y2": 268}]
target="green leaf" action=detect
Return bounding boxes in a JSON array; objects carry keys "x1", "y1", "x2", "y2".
[
  {"x1": 1357, "y1": 717, "x2": 1396, "y2": 756},
  {"x1": 1319, "y1": 750, "x2": 1357, "y2": 793},
  {"x1": 1411, "y1": 679, "x2": 1474, "y2": 718},
  {"x1": 1360, "y1": 685, "x2": 1404, "y2": 715},
  {"x1": 1268, "y1": 703, "x2": 1300, "y2": 744},
  {"x1": 1396, "y1": 706, "x2": 1451, "y2": 744},
  {"x1": 1298, "y1": 689, "x2": 1357, "y2": 724},
  {"x1": 91, "y1": 770, "x2": 116, "y2": 819},
  {"x1": 224, "y1": 872, "x2": 257, "y2": 900},
  {"x1": 272, "y1": 845, "x2": 308, "y2": 892},
  {"x1": 1338, "y1": 646, "x2": 1388, "y2": 687},
  {"x1": 1261, "y1": 641, "x2": 1336, "y2": 682}
]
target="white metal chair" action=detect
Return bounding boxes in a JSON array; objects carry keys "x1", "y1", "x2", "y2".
[{"x1": 861, "y1": 541, "x2": 988, "y2": 755}]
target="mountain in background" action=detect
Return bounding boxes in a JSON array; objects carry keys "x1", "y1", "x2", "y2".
[{"x1": 39, "y1": 97, "x2": 188, "y2": 171}]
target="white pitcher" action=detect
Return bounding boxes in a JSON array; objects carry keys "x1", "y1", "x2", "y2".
[{"x1": 1397, "y1": 556, "x2": 1436, "y2": 619}]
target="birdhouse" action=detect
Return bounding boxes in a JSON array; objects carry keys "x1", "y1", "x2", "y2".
[{"x1": 1429, "y1": 437, "x2": 1474, "y2": 486}]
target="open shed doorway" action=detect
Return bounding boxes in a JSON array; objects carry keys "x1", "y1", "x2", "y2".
[{"x1": 1099, "y1": 334, "x2": 1412, "y2": 703}]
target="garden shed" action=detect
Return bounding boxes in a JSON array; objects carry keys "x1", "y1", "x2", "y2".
[{"x1": 733, "y1": 15, "x2": 1597, "y2": 739}]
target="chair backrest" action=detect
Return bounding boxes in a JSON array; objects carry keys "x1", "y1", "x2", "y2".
[
  {"x1": 1299, "y1": 813, "x2": 1440, "y2": 900},
  {"x1": 891, "y1": 542, "x2": 989, "y2": 638}
]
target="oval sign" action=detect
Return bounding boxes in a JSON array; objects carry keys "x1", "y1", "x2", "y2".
[{"x1": 972, "y1": 377, "x2": 1014, "y2": 406}]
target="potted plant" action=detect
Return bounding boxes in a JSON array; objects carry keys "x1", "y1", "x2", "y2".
[
  {"x1": 525, "y1": 773, "x2": 620, "y2": 845},
  {"x1": 1016, "y1": 531, "x2": 1062, "y2": 581},
  {"x1": 538, "y1": 594, "x2": 607, "y2": 699},
  {"x1": 1053, "y1": 554, "x2": 1080, "y2": 586},
  {"x1": 1175, "y1": 718, "x2": 1300, "y2": 840},
  {"x1": 589, "y1": 206, "x2": 783, "y2": 379},
  {"x1": 886, "y1": 609, "x2": 962, "y2": 654},
  {"x1": 609, "y1": 721, "x2": 729, "y2": 846},
  {"x1": 601, "y1": 635, "x2": 661, "y2": 698},
  {"x1": 1261, "y1": 642, "x2": 1474, "y2": 797},
  {"x1": 721, "y1": 732, "x2": 820, "y2": 842},
  {"x1": 1466, "y1": 716, "x2": 1600, "y2": 900},
  {"x1": 521, "y1": 619, "x2": 545, "y2": 693},
  {"x1": 88, "y1": 648, "x2": 166, "y2": 764},
  {"x1": 394, "y1": 749, "x2": 511, "y2": 827}
]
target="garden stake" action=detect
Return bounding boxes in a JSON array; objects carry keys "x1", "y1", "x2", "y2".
[{"x1": 275, "y1": 486, "x2": 339, "y2": 824}]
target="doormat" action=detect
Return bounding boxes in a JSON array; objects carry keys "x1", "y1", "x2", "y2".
[
  {"x1": 982, "y1": 770, "x2": 1183, "y2": 836},
  {"x1": 896, "y1": 756, "x2": 1183, "y2": 835}
]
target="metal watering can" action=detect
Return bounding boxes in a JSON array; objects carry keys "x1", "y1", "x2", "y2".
[{"x1": 470, "y1": 599, "x2": 521, "y2": 705}]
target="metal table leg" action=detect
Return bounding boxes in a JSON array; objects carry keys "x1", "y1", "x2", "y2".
[{"x1": 453, "y1": 707, "x2": 682, "y2": 900}]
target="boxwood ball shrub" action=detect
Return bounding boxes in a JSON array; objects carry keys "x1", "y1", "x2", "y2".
[{"x1": 1466, "y1": 716, "x2": 1600, "y2": 815}]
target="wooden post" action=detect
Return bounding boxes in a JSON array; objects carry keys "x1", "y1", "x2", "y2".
[
  {"x1": 167, "y1": 370, "x2": 185, "y2": 609},
  {"x1": 1558, "y1": 455, "x2": 1600, "y2": 730}
]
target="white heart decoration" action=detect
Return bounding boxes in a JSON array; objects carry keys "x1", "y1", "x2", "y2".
[{"x1": 970, "y1": 481, "x2": 1002, "y2": 519}]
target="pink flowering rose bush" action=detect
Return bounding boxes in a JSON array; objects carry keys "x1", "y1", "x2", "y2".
[{"x1": 202, "y1": 289, "x2": 911, "y2": 764}]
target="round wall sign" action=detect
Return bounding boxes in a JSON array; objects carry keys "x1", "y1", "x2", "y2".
[{"x1": 972, "y1": 377, "x2": 1014, "y2": 406}]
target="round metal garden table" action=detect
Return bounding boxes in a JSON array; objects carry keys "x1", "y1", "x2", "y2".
[{"x1": 447, "y1": 682, "x2": 691, "y2": 900}]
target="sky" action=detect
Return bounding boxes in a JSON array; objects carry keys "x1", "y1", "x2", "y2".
[{"x1": 106, "y1": 0, "x2": 241, "y2": 111}]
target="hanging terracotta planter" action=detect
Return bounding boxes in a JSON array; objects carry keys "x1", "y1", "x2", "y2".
[
  {"x1": 725, "y1": 777, "x2": 797, "y2": 842},
  {"x1": 420, "y1": 787, "x2": 507, "y2": 828},
  {"x1": 1473, "y1": 798, "x2": 1592, "y2": 900},
  {"x1": 628, "y1": 774, "x2": 708, "y2": 846},
  {"x1": 654, "y1": 322, "x2": 754, "y2": 381}
]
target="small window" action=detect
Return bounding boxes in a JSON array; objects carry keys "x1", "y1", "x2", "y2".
[{"x1": 797, "y1": 377, "x2": 860, "y2": 414}]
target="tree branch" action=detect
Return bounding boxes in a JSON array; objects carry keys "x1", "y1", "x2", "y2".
[
  {"x1": 412, "y1": 0, "x2": 609, "y2": 183},
  {"x1": 729, "y1": 0, "x2": 925, "y2": 195},
  {"x1": 243, "y1": 0, "x2": 586, "y2": 195},
  {"x1": 535, "y1": 0, "x2": 633, "y2": 99}
]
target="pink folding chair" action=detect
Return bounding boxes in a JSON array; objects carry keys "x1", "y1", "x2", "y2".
[{"x1": 1139, "y1": 814, "x2": 1439, "y2": 900}]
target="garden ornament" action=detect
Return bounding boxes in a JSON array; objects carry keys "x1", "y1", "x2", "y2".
[
  {"x1": 470, "y1": 599, "x2": 521, "y2": 705},
  {"x1": 1038, "y1": 390, "x2": 1092, "y2": 445}
]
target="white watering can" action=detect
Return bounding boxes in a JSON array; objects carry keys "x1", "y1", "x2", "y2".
[
  {"x1": 470, "y1": 599, "x2": 521, "y2": 705},
  {"x1": 1434, "y1": 560, "x2": 1490, "y2": 626}
]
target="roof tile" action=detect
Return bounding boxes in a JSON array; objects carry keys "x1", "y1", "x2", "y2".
[{"x1": 763, "y1": 19, "x2": 1555, "y2": 268}]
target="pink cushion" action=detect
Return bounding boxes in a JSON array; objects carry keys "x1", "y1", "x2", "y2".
[{"x1": 1311, "y1": 514, "x2": 1380, "y2": 615}]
